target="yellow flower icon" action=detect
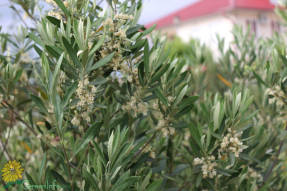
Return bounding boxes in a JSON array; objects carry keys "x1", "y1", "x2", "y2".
[{"x1": 1, "y1": 160, "x2": 24, "y2": 183}]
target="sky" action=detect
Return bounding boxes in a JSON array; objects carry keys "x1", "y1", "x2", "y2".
[
  {"x1": 138, "y1": 0, "x2": 198, "y2": 24},
  {"x1": 0, "y1": 0, "x2": 198, "y2": 32}
]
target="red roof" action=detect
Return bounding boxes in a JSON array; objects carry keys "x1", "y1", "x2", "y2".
[{"x1": 146, "y1": 0, "x2": 275, "y2": 28}]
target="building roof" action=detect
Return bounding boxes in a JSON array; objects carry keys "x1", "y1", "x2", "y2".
[{"x1": 146, "y1": 0, "x2": 275, "y2": 28}]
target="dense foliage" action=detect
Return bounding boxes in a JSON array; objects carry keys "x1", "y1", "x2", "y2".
[{"x1": 0, "y1": 0, "x2": 286, "y2": 190}]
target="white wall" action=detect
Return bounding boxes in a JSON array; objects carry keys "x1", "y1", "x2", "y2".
[
  {"x1": 231, "y1": 9, "x2": 283, "y2": 38},
  {"x1": 160, "y1": 13, "x2": 234, "y2": 54},
  {"x1": 159, "y1": 9, "x2": 283, "y2": 55},
  {"x1": 177, "y1": 15, "x2": 233, "y2": 48}
]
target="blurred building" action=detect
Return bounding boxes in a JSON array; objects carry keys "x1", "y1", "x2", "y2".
[{"x1": 146, "y1": 0, "x2": 282, "y2": 49}]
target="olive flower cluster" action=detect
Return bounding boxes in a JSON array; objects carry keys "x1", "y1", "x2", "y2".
[
  {"x1": 265, "y1": 85, "x2": 286, "y2": 107},
  {"x1": 248, "y1": 167, "x2": 263, "y2": 182},
  {"x1": 71, "y1": 110, "x2": 91, "y2": 131},
  {"x1": 156, "y1": 119, "x2": 175, "y2": 136},
  {"x1": 152, "y1": 100, "x2": 176, "y2": 136},
  {"x1": 114, "y1": 13, "x2": 134, "y2": 20},
  {"x1": 100, "y1": 14, "x2": 134, "y2": 72},
  {"x1": 45, "y1": 0, "x2": 57, "y2": 7},
  {"x1": 219, "y1": 128, "x2": 247, "y2": 158},
  {"x1": 193, "y1": 156, "x2": 217, "y2": 179},
  {"x1": 122, "y1": 96, "x2": 148, "y2": 117},
  {"x1": 76, "y1": 76, "x2": 97, "y2": 110}
]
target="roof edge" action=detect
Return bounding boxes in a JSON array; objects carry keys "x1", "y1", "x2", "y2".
[{"x1": 145, "y1": 0, "x2": 275, "y2": 29}]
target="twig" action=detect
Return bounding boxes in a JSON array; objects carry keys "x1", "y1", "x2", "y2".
[
  {"x1": 10, "y1": 5, "x2": 29, "y2": 28},
  {"x1": 0, "y1": 138, "x2": 11, "y2": 161},
  {"x1": 261, "y1": 122, "x2": 287, "y2": 185},
  {"x1": 135, "y1": 134, "x2": 156, "y2": 157},
  {"x1": 1, "y1": 100, "x2": 37, "y2": 136},
  {"x1": 128, "y1": 133, "x2": 157, "y2": 167},
  {"x1": 178, "y1": 182, "x2": 191, "y2": 191},
  {"x1": 72, "y1": 145, "x2": 90, "y2": 185},
  {"x1": 10, "y1": 0, "x2": 37, "y2": 23},
  {"x1": 0, "y1": 107, "x2": 14, "y2": 161},
  {"x1": 56, "y1": 125, "x2": 73, "y2": 191}
]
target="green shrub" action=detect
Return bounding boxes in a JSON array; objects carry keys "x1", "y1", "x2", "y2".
[{"x1": 0, "y1": 0, "x2": 286, "y2": 190}]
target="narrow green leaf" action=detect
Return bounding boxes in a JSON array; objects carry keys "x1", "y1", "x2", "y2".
[
  {"x1": 41, "y1": 53, "x2": 50, "y2": 82},
  {"x1": 88, "y1": 52, "x2": 114, "y2": 72},
  {"x1": 174, "y1": 85, "x2": 188, "y2": 105},
  {"x1": 144, "y1": 40, "x2": 150, "y2": 75},
  {"x1": 53, "y1": 0, "x2": 70, "y2": 16},
  {"x1": 45, "y1": 45, "x2": 61, "y2": 58},
  {"x1": 39, "y1": 153, "x2": 47, "y2": 181},
  {"x1": 174, "y1": 105, "x2": 194, "y2": 118},
  {"x1": 29, "y1": 33, "x2": 44, "y2": 47},
  {"x1": 108, "y1": 131, "x2": 114, "y2": 159},
  {"x1": 141, "y1": 24, "x2": 156, "y2": 37},
  {"x1": 82, "y1": 167, "x2": 100, "y2": 191},
  {"x1": 213, "y1": 102, "x2": 223, "y2": 130},
  {"x1": 88, "y1": 35, "x2": 105, "y2": 57},
  {"x1": 71, "y1": 125, "x2": 98, "y2": 160},
  {"x1": 178, "y1": 96, "x2": 199, "y2": 110},
  {"x1": 62, "y1": 82, "x2": 77, "y2": 108},
  {"x1": 253, "y1": 71, "x2": 267, "y2": 87},
  {"x1": 34, "y1": 45, "x2": 43, "y2": 56},
  {"x1": 62, "y1": 36, "x2": 81, "y2": 66},
  {"x1": 50, "y1": 53, "x2": 64, "y2": 95},
  {"x1": 138, "y1": 61, "x2": 145, "y2": 85},
  {"x1": 49, "y1": 170, "x2": 70, "y2": 188},
  {"x1": 25, "y1": 173, "x2": 37, "y2": 191},
  {"x1": 92, "y1": 141, "x2": 107, "y2": 165},
  {"x1": 30, "y1": 95, "x2": 48, "y2": 114},
  {"x1": 53, "y1": 94, "x2": 63, "y2": 130},
  {"x1": 189, "y1": 124, "x2": 203, "y2": 154},
  {"x1": 14, "y1": 69, "x2": 23, "y2": 81},
  {"x1": 126, "y1": 24, "x2": 144, "y2": 38},
  {"x1": 140, "y1": 171, "x2": 152, "y2": 190},
  {"x1": 46, "y1": 16, "x2": 61, "y2": 28},
  {"x1": 154, "y1": 88, "x2": 168, "y2": 106},
  {"x1": 146, "y1": 180, "x2": 162, "y2": 191},
  {"x1": 151, "y1": 63, "x2": 170, "y2": 83}
]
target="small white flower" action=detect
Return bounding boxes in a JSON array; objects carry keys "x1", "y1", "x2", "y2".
[
  {"x1": 193, "y1": 157, "x2": 203, "y2": 165},
  {"x1": 127, "y1": 75, "x2": 133, "y2": 82},
  {"x1": 169, "y1": 127, "x2": 175, "y2": 135},
  {"x1": 71, "y1": 116, "x2": 80, "y2": 126},
  {"x1": 115, "y1": 29, "x2": 126, "y2": 39},
  {"x1": 168, "y1": 96, "x2": 174, "y2": 102}
]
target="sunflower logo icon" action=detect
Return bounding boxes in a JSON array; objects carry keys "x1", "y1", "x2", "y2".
[{"x1": 1, "y1": 160, "x2": 24, "y2": 183}]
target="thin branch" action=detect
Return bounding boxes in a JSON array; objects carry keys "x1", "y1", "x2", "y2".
[
  {"x1": 1, "y1": 100, "x2": 37, "y2": 136},
  {"x1": 0, "y1": 138, "x2": 11, "y2": 161},
  {"x1": 261, "y1": 122, "x2": 287, "y2": 185},
  {"x1": 0, "y1": 109, "x2": 14, "y2": 161},
  {"x1": 10, "y1": 5, "x2": 29, "y2": 28},
  {"x1": 135, "y1": 133, "x2": 156, "y2": 157},
  {"x1": 178, "y1": 182, "x2": 191, "y2": 191},
  {"x1": 9, "y1": 0, "x2": 37, "y2": 23},
  {"x1": 128, "y1": 133, "x2": 157, "y2": 168},
  {"x1": 56, "y1": 125, "x2": 73, "y2": 191}
]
